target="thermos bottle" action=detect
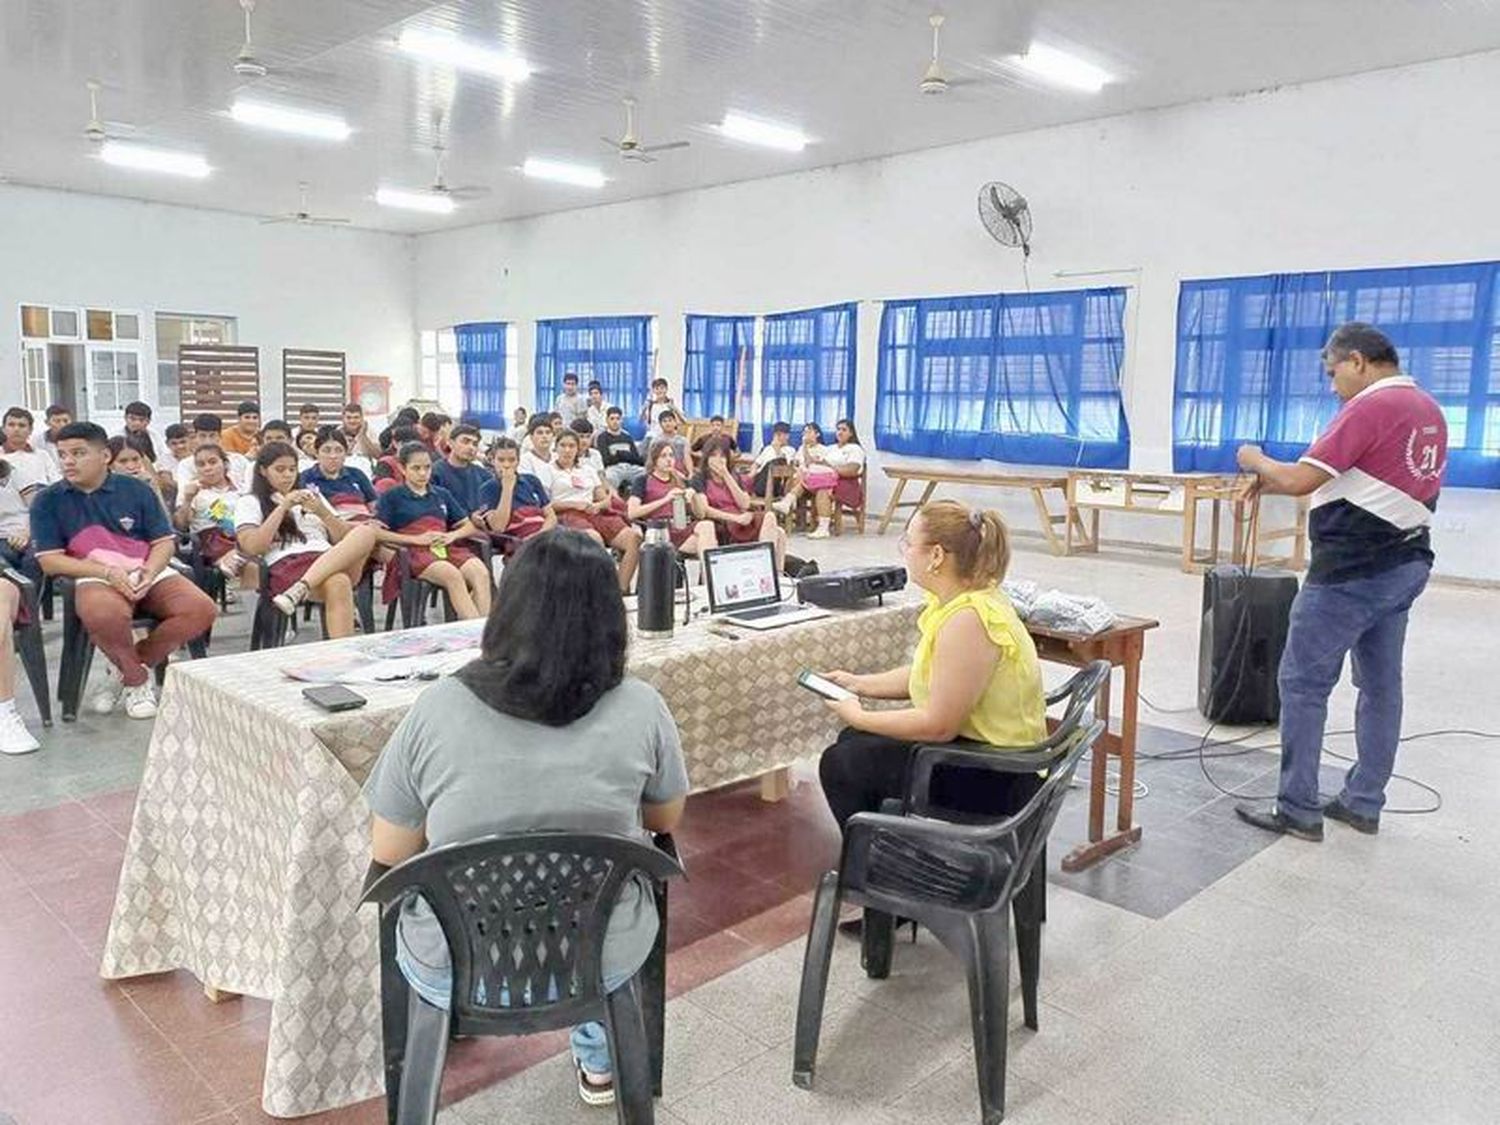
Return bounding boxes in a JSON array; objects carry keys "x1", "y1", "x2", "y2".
[{"x1": 637, "y1": 521, "x2": 677, "y2": 638}]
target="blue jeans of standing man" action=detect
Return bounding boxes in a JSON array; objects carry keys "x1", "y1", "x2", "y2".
[{"x1": 1275, "y1": 558, "x2": 1431, "y2": 828}]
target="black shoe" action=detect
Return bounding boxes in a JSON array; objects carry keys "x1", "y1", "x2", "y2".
[
  {"x1": 1322, "y1": 799, "x2": 1379, "y2": 835},
  {"x1": 1235, "y1": 803, "x2": 1323, "y2": 841}
]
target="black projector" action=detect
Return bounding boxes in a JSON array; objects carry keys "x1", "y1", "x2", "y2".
[{"x1": 797, "y1": 565, "x2": 907, "y2": 609}]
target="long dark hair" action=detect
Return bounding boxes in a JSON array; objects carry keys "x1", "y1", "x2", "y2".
[
  {"x1": 250, "y1": 441, "x2": 305, "y2": 544},
  {"x1": 455, "y1": 529, "x2": 627, "y2": 726}
]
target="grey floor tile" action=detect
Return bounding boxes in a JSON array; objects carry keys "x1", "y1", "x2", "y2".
[
  {"x1": 885, "y1": 1061, "x2": 1103, "y2": 1125},
  {"x1": 685, "y1": 935, "x2": 861, "y2": 1049},
  {"x1": 660, "y1": 996, "x2": 773, "y2": 1106}
]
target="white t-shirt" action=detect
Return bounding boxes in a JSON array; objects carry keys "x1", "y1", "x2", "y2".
[
  {"x1": 0, "y1": 476, "x2": 30, "y2": 538},
  {"x1": 823, "y1": 442, "x2": 866, "y2": 471},
  {"x1": 752, "y1": 444, "x2": 796, "y2": 473},
  {"x1": 186, "y1": 485, "x2": 241, "y2": 536},
  {"x1": 2, "y1": 447, "x2": 57, "y2": 491},
  {"x1": 345, "y1": 453, "x2": 374, "y2": 480},
  {"x1": 232, "y1": 493, "x2": 331, "y2": 566},
  {"x1": 178, "y1": 451, "x2": 252, "y2": 493},
  {"x1": 549, "y1": 462, "x2": 602, "y2": 506},
  {"x1": 519, "y1": 450, "x2": 556, "y2": 492}
]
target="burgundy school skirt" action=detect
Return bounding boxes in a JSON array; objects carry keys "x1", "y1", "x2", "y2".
[
  {"x1": 197, "y1": 528, "x2": 238, "y2": 563},
  {"x1": 832, "y1": 476, "x2": 864, "y2": 509},
  {"x1": 268, "y1": 551, "x2": 322, "y2": 596},
  {"x1": 558, "y1": 509, "x2": 630, "y2": 542},
  {"x1": 714, "y1": 513, "x2": 762, "y2": 544}
]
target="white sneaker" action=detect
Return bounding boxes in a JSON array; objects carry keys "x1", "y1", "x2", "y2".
[
  {"x1": 273, "y1": 580, "x2": 309, "y2": 617},
  {"x1": 0, "y1": 709, "x2": 40, "y2": 755},
  {"x1": 771, "y1": 497, "x2": 793, "y2": 516},
  {"x1": 123, "y1": 682, "x2": 158, "y2": 720},
  {"x1": 89, "y1": 663, "x2": 125, "y2": 715},
  {"x1": 808, "y1": 524, "x2": 831, "y2": 540}
]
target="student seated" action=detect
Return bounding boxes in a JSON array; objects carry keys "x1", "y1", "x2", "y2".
[
  {"x1": 30, "y1": 422, "x2": 218, "y2": 719},
  {"x1": 373, "y1": 424, "x2": 422, "y2": 494},
  {"x1": 595, "y1": 406, "x2": 646, "y2": 491},
  {"x1": 750, "y1": 421, "x2": 796, "y2": 498},
  {"x1": 108, "y1": 434, "x2": 174, "y2": 517},
  {"x1": 553, "y1": 372, "x2": 588, "y2": 426},
  {"x1": 0, "y1": 569, "x2": 41, "y2": 755},
  {"x1": 4, "y1": 406, "x2": 60, "y2": 488},
  {"x1": 430, "y1": 424, "x2": 491, "y2": 517},
  {"x1": 295, "y1": 428, "x2": 319, "y2": 463},
  {"x1": 297, "y1": 403, "x2": 322, "y2": 438},
  {"x1": 690, "y1": 415, "x2": 739, "y2": 456},
  {"x1": 549, "y1": 431, "x2": 641, "y2": 594},
  {"x1": 178, "y1": 415, "x2": 251, "y2": 493},
  {"x1": 773, "y1": 418, "x2": 866, "y2": 539},
  {"x1": 418, "y1": 412, "x2": 453, "y2": 455},
  {"x1": 816, "y1": 500, "x2": 1046, "y2": 835},
  {"x1": 568, "y1": 418, "x2": 606, "y2": 475},
  {"x1": 377, "y1": 407, "x2": 421, "y2": 455},
  {"x1": 259, "y1": 420, "x2": 298, "y2": 462},
  {"x1": 518, "y1": 416, "x2": 557, "y2": 485},
  {"x1": 157, "y1": 423, "x2": 192, "y2": 488},
  {"x1": 234, "y1": 441, "x2": 379, "y2": 637},
  {"x1": 374, "y1": 443, "x2": 492, "y2": 620},
  {"x1": 639, "y1": 377, "x2": 677, "y2": 439},
  {"x1": 506, "y1": 406, "x2": 530, "y2": 444},
  {"x1": 585, "y1": 380, "x2": 613, "y2": 431},
  {"x1": 655, "y1": 410, "x2": 693, "y2": 476},
  {"x1": 40, "y1": 404, "x2": 72, "y2": 475},
  {"x1": 339, "y1": 401, "x2": 382, "y2": 461},
  {"x1": 174, "y1": 444, "x2": 253, "y2": 583},
  {"x1": 476, "y1": 438, "x2": 556, "y2": 552},
  {"x1": 121, "y1": 401, "x2": 162, "y2": 463},
  {"x1": 691, "y1": 440, "x2": 788, "y2": 571},
  {"x1": 300, "y1": 427, "x2": 378, "y2": 518},
  {"x1": 0, "y1": 435, "x2": 49, "y2": 587},
  {"x1": 363, "y1": 528, "x2": 688, "y2": 1108},
  {"x1": 624, "y1": 440, "x2": 717, "y2": 558},
  {"x1": 222, "y1": 400, "x2": 261, "y2": 456}
]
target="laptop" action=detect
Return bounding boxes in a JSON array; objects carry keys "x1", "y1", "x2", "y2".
[{"x1": 702, "y1": 542, "x2": 831, "y2": 630}]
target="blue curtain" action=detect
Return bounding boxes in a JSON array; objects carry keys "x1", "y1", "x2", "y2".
[
  {"x1": 874, "y1": 288, "x2": 1130, "y2": 468},
  {"x1": 1174, "y1": 262, "x2": 1500, "y2": 487},
  {"x1": 684, "y1": 314, "x2": 755, "y2": 446},
  {"x1": 454, "y1": 322, "x2": 507, "y2": 429},
  {"x1": 760, "y1": 303, "x2": 856, "y2": 443},
  {"x1": 535, "y1": 316, "x2": 652, "y2": 437}
]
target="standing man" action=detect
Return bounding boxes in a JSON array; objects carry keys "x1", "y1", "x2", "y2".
[
  {"x1": 1235, "y1": 322, "x2": 1446, "y2": 840},
  {"x1": 554, "y1": 372, "x2": 589, "y2": 426},
  {"x1": 30, "y1": 422, "x2": 217, "y2": 719},
  {"x1": 639, "y1": 377, "x2": 677, "y2": 439},
  {"x1": 221, "y1": 400, "x2": 261, "y2": 456}
]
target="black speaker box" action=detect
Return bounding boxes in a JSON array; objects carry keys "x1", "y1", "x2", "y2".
[{"x1": 1198, "y1": 565, "x2": 1298, "y2": 725}]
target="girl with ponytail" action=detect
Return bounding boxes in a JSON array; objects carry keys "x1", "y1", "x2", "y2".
[{"x1": 814, "y1": 499, "x2": 1047, "y2": 845}]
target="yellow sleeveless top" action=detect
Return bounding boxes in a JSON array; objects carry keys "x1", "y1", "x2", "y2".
[{"x1": 908, "y1": 588, "x2": 1047, "y2": 748}]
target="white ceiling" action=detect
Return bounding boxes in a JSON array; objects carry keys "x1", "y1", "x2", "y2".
[{"x1": 3, "y1": 0, "x2": 1500, "y2": 234}]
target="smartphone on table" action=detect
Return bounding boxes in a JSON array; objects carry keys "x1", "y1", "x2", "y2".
[{"x1": 302, "y1": 685, "x2": 367, "y2": 713}]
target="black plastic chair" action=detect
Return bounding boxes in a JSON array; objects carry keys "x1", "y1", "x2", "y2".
[
  {"x1": 0, "y1": 562, "x2": 51, "y2": 726},
  {"x1": 247, "y1": 555, "x2": 378, "y2": 650},
  {"x1": 56, "y1": 560, "x2": 211, "y2": 722},
  {"x1": 794, "y1": 715, "x2": 1106, "y2": 1125},
  {"x1": 361, "y1": 831, "x2": 684, "y2": 1125},
  {"x1": 181, "y1": 531, "x2": 229, "y2": 613},
  {"x1": 382, "y1": 537, "x2": 495, "y2": 631}
]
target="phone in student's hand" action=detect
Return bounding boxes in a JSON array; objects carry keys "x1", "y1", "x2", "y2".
[
  {"x1": 796, "y1": 669, "x2": 855, "y2": 702},
  {"x1": 302, "y1": 684, "x2": 367, "y2": 712}
]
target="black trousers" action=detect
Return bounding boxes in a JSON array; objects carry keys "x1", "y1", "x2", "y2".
[{"x1": 817, "y1": 727, "x2": 1040, "y2": 832}]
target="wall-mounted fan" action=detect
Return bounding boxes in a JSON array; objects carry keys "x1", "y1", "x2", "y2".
[{"x1": 977, "y1": 181, "x2": 1032, "y2": 258}]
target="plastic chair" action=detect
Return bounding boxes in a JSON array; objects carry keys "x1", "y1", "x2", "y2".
[
  {"x1": 181, "y1": 531, "x2": 229, "y2": 612},
  {"x1": 0, "y1": 562, "x2": 51, "y2": 726},
  {"x1": 361, "y1": 831, "x2": 685, "y2": 1125},
  {"x1": 383, "y1": 537, "x2": 494, "y2": 631},
  {"x1": 56, "y1": 561, "x2": 211, "y2": 722},
  {"x1": 793, "y1": 716, "x2": 1106, "y2": 1125}
]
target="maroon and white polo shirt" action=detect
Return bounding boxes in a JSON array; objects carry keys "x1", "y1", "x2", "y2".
[{"x1": 1298, "y1": 376, "x2": 1446, "y2": 585}]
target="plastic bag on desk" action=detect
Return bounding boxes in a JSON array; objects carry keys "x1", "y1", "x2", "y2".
[
  {"x1": 1001, "y1": 579, "x2": 1040, "y2": 619},
  {"x1": 1026, "y1": 590, "x2": 1117, "y2": 635}
]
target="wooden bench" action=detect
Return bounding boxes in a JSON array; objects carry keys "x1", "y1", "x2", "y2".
[{"x1": 877, "y1": 465, "x2": 1083, "y2": 555}]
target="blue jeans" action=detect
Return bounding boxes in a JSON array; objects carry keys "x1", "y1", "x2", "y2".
[
  {"x1": 1275, "y1": 559, "x2": 1431, "y2": 826},
  {"x1": 396, "y1": 931, "x2": 639, "y2": 1077}
]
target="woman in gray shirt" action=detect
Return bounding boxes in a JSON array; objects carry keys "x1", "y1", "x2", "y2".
[{"x1": 365, "y1": 529, "x2": 689, "y2": 1108}]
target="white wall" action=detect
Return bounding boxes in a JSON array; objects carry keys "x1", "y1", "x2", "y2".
[
  {"x1": 0, "y1": 184, "x2": 417, "y2": 421},
  {"x1": 414, "y1": 48, "x2": 1500, "y2": 582}
]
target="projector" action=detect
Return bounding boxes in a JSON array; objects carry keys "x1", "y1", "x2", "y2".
[{"x1": 796, "y1": 566, "x2": 907, "y2": 609}]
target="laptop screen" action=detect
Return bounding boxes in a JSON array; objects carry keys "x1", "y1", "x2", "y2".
[{"x1": 703, "y1": 542, "x2": 781, "y2": 613}]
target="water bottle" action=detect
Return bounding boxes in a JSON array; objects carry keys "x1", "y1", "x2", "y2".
[
  {"x1": 637, "y1": 522, "x2": 676, "y2": 638},
  {"x1": 670, "y1": 492, "x2": 688, "y2": 530}
]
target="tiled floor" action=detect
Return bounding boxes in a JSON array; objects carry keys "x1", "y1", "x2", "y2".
[{"x1": 2, "y1": 532, "x2": 1497, "y2": 1124}]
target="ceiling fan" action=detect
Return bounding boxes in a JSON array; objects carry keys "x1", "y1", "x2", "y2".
[
  {"x1": 600, "y1": 97, "x2": 689, "y2": 162},
  {"x1": 918, "y1": 5, "x2": 1038, "y2": 96},
  {"x1": 233, "y1": 0, "x2": 269, "y2": 78},
  {"x1": 83, "y1": 80, "x2": 137, "y2": 145},
  {"x1": 260, "y1": 181, "x2": 350, "y2": 226}
]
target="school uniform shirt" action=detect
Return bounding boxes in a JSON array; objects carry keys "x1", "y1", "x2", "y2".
[
  {"x1": 431, "y1": 459, "x2": 492, "y2": 516},
  {"x1": 177, "y1": 452, "x2": 251, "y2": 493},
  {"x1": 641, "y1": 396, "x2": 678, "y2": 438},
  {"x1": 187, "y1": 485, "x2": 241, "y2": 535},
  {"x1": 30, "y1": 473, "x2": 176, "y2": 576},
  {"x1": 822, "y1": 442, "x2": 866, "y2": 472},
  {"x1": 477, "y1": 472, "x2": 550, "y2": 514},
  {"x1": 752, "y1": 443, "x2": 796, "y2": 474},
  {"x1": 1298, "y1": 375, "x2": 1448, "y2": 585},
  {"x1": 232, "y1": 493, "x2": 332, "y2": 566},
  {"x1": 548, "y1": 462, "x2": 603, "y2": 507},
  {"x1": 300, "y1": 465, "x2": 377, "y2": 515},
  {"x1": 518, "y1": 449, "x2": 556, "y2": 493},
  {"x1": 346, "y1": 453, "x2": 374, "y2": 480},
  {"x1": 0, "y1": 464, "x2": 38, "y2": 539},
  {"x1": 375, "y1": 484, "x2": 468, "y2": 536},
  {"x1": 2, "y1": 446, "x2": 58, "y2": 491},
  {"x1": 586, "y1": 403, "x2": 613, "y2": 431}
]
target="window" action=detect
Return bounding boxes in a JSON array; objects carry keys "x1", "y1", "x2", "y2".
[
  {"x1": 156, "y1": 314, "x2": 237, "y2": 413},
  {"x1": 760, "y1": 303, "x2": 856, "y2": 442},
  {"x1": 419, "y1": 328, "x2": 462, "y2": 407},
  {"x1": 89, "y1": 350, "x2": 141, "y2": 412},
  {"x1": 534, "y1": 317, "x2": 654, "y2": 436},
  {"x1": 875, "y1": 288, "x2": 1130, "y2": 467},
  {"x1": 683, "y1": 314, "x2": 754, "y2": 420},
  {"x1": 420, "y1": 325, "x2": 518, "y2": 425},
  {"x1": 1174, "y1": 263, "x2": 1500, "y2": 487}
]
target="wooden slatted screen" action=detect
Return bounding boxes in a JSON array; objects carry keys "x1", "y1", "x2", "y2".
[
  {"x1": 283, "y1": 349, "x2": 348, "y2": 419},
  {"x1": 178, "y1": 345, "x2": 261, "y2": 422}
]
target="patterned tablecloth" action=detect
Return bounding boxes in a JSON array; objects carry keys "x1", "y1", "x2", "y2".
[{"x1": 100, "y1": 593, "x2": 923, "y2": 1117}]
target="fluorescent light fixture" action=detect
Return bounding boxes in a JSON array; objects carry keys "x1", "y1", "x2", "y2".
[
  {"x1": 230, "y1": 98, "x2": 351, "y2": 141},
  {"x1": 99, "y1": 141, "x2": 210, "y2": 178},
  {"x1": 398, "y1": 27, "x2": 531, "y2": 81},
  {"x1": 1012, "y1": 43, "x2": 1111, "y2": 93},
  {"x1": 375, "y1": 187, "x2": 455, "y2": 214},
  {"x1": 718, "y1": 112, "x2": 807, "y2": 152},
  {"x1": 521, "y1": 157, "x2": 606, "y2": 189}
]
